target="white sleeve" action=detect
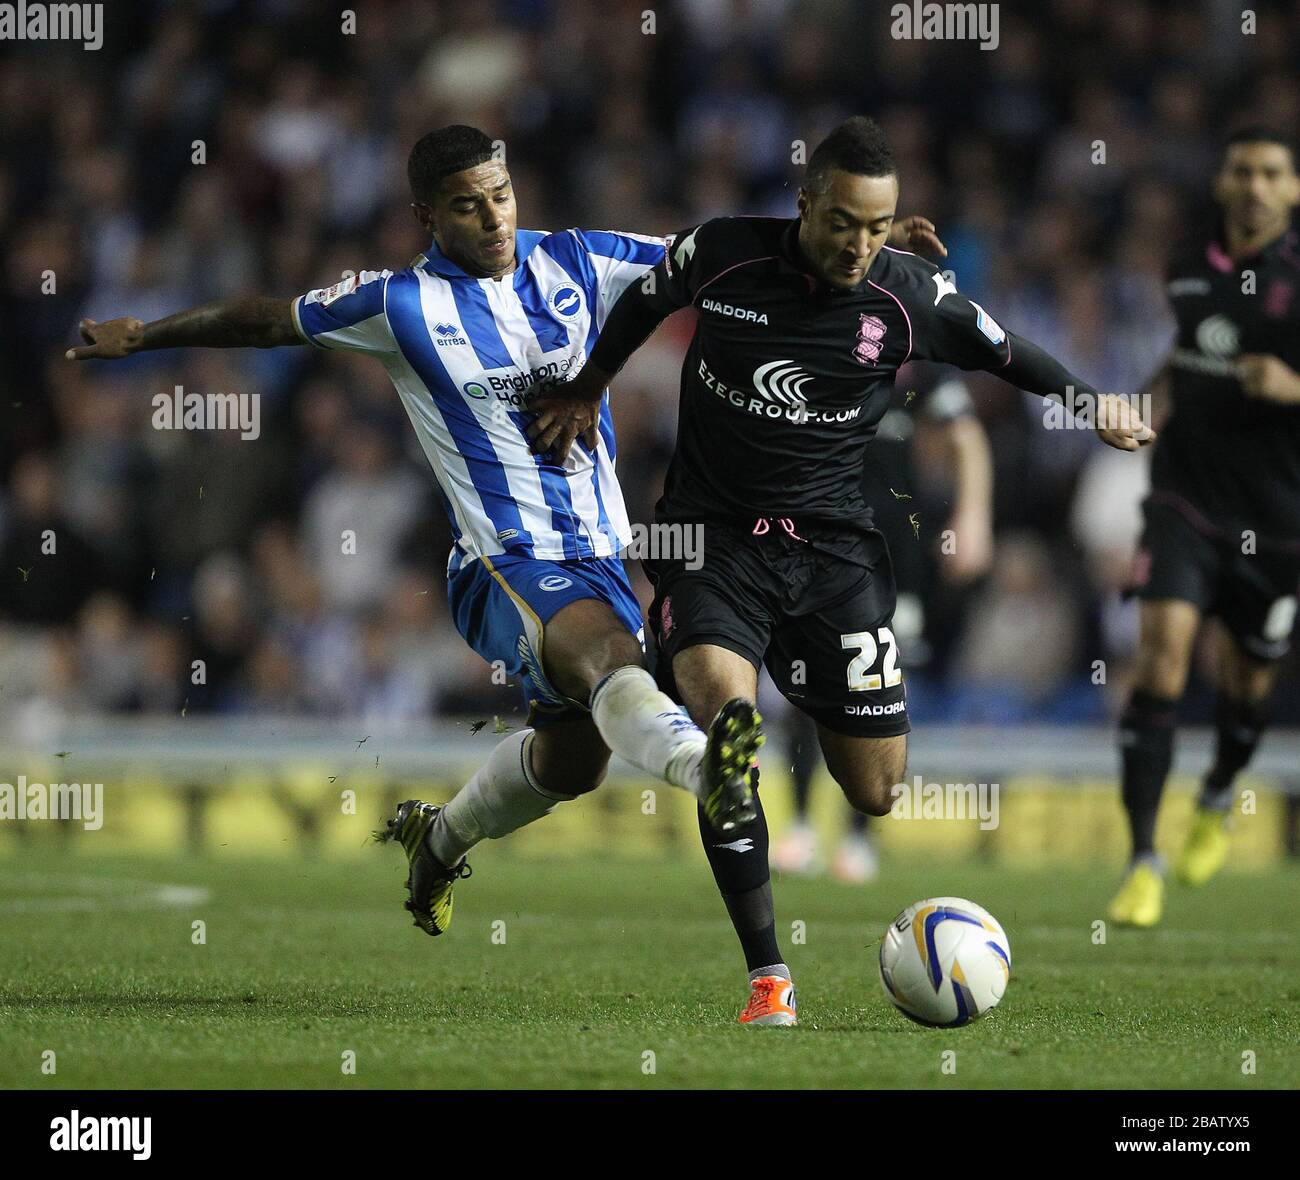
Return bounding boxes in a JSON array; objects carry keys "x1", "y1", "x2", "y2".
[
  {"x1": 292, "y1": 269, "x2": 396, "y2": 354},
  {"x1": 570, "y1": 230, "x2": 667, "y2": 327}
]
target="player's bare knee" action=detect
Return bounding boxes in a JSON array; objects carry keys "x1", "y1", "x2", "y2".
[
  {"x1": 529, "y1": 723, "x2": 611, "y2": 796},
  {"x1": 538, "y1": 753, "x2": 607, "y2": 796},
  {"x1": 1135, "y1": 604, "x2": 1199, "y2": 698},
  {"x1": 844, "y1": 775, "x2": 895, "y2": 817},
  {"x1": 561, "y1": 767, "x2": 606, "y2": 796},
  {"x1": 1135, "y1": 634, "x2": 1192, "y2": 699},
  {"x1": 1135, "y1": 650, "x2": 1189, "y2": 699},
  {"x1": 544, "y1": 603, "x2": 644, "y2": 701},
  {"x1": 822, "y1": 731, "x2": 906, "y2": 817},
  {"x1": 585, "y1": 627, "x2": 644, "y2": 682},
  {"x1": 838, "y1": 754, "x2": 906, "y2": 817},
  {"x1": 672, "y1": 645, "x2": 758, "y2": 730},
  {"x1": 1219, "y1": 638, "x2": 1277, "y2": 703}
]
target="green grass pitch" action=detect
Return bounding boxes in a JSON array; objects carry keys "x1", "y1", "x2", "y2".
[{"x1": 1, "y1": 848, "x2": 1296, "y2": 1089}]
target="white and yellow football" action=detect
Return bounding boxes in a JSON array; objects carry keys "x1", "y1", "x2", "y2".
[{"x1": 878, "y1": 896, "x2": 1011, "y2": 1026}]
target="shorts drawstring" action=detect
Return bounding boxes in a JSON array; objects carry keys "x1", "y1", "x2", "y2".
[{"x1": 752, "y1": 516, "x2": 806, "y2": 543}]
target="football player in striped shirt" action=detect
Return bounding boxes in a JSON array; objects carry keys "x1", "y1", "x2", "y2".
[{"x1": 66, "y1": 125, "x2": 764, "y2": 937}]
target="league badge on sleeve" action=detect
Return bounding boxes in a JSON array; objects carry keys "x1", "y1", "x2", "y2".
[{"x1": 316, "y1": 273, "x2": 362, "y2": 306}]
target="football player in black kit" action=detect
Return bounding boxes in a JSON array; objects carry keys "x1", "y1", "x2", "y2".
[
  {"x1": 529, "y1": 116, "x2": 1152, "y2": 1024},
  {"x1": 1107, "y1": 128, "x2": 1300, "y2": 929},
  {"x1": 772, "y1": 367, "x2": 993, "y2": 885}
]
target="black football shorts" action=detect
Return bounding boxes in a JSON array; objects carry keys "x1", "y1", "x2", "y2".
[
  {"x1": 645, "y1": 519, "x2": 910, "y2": 738},
  {"x1": 1130, "y1": 494, "x2": 1300, "y2": 662}
]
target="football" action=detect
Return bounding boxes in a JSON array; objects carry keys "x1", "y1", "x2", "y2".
[{"x1": 879, "y1": 896, "x2": 1012, "y2": 1027}]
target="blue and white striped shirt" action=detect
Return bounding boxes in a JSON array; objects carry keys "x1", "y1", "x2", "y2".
[{"x1": 292, "y1": 228, "x2": 665, "y2": 565}]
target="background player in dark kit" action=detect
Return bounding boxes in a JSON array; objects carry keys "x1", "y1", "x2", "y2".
[
  {"x1": 1108, "y1": 128, "x2": 1300, "y2": 929},
  {"x1": 529, "y1": 116, "x2": 1153, "y2": 1023}
]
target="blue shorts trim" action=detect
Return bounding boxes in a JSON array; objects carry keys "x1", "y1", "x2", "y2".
[{"x1": 448, "y1": 553, "x2": 645, "y2": 727}]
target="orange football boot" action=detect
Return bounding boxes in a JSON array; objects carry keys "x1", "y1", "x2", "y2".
[{"x1": 738, "y1": 975, "x2": 798, "y2": 1026}]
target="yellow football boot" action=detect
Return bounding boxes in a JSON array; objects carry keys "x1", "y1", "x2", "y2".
[
  {"x1": 1107, "y1": 862, "x2": 1165, "y2": 928},
  {"x1": 701, "y1": 699, "x2": 764, "y2": 833},
  {"x1": 374, "y1": 800, "x2": 471, "y2": 936},
  {"x1": 1175, "y1": 807, "x2": 1231, "y2": 886}
]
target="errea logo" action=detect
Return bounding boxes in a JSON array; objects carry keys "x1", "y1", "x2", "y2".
[{"x1": 433, "y1": 322, "x2": 468, "y2": 346}]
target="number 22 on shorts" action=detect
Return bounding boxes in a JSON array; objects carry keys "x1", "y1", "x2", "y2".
[{"x1": 841, "y1": 628, "x2": 902, "y2": 692}]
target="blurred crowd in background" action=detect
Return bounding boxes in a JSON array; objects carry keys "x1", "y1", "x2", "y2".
[{"x1": 1, "y1": 0, "x2": 1298, "y2": 742}]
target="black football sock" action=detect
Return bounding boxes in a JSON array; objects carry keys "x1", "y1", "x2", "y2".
[
  {"x1": 849, "y1": 808, "x2": 870, "y2": 837},
  {"x1": 789, "y1": 719, "x2": 818, "y2": 822},
  {"x1": 697, "y1": 769, "x2": 781, "y2": 974},
  {"x1": 1199, "y1": 696, "x2": 1268, "y2": 812},
  {"x1": 1119, "y1": 688, "x2": 1178, "y2": 860}
]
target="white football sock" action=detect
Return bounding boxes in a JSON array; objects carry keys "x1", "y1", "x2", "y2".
[
  {"x1": 589, "y1": 665, "x2": 707, "y2": 797},
  {"x1": 426, "y1": 730, "x2": 573, "y2": 865}
]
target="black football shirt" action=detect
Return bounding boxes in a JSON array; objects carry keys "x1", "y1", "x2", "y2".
[
  {"x1": 1154, "y1": 227, "x2": 1300, "y2": 545},
  {"x1": 591, "y1": 216, "x2": 1092, "y2": 530}
]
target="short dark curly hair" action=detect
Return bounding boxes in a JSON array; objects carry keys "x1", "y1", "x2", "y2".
[
  {"x1": 408, "y1": 125, "x2": 500, "y2": 203},
  {"x1": 1223, "y1": 125, "x2": 1295, "y2": 168},
  {"x1": 806, "y1": 116, "x2": 896, "y2": 195}
]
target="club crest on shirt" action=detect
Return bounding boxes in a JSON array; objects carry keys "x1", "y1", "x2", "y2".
[
  {"x1": 853, "y1": 313, "x2": 888, "y2": 365},
  {"x1": 548, "y1": 282, "x2": 585, "y2": 322},
  {"x1": 1265, "y1": 279, "x2": 1294, "y2": 319}
]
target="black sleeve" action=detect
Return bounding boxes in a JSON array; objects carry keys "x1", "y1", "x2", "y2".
[
  {"x1": 1002, "y1": 332, "x2": 1098, "y2": 406},
  {"x1": 589, "y1": 222, "x2": 709, "y2": 375},
  {"x1": 910, "y1": 268, "x2": 1098, "y2": 407}
]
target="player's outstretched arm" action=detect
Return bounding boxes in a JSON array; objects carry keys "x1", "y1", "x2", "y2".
[
  {"x1": 939, "y1": 414, "x2": 994, "y2": 582},
  {"x1": 528, "y1": 235, "x2": 687, "y2": 461},
  {"x1": 66, "y1": 296, "x2": 302, "y2": 360},
  {"x1": 1001, "y1": 333, "x2": 1157, "y2": 452},
  {"x1": 914, "y1": 280, "x2": 1157, "y2": 452},
  {"x1": 1238, "y1": 353, "x2": 1300, "y2": 404},
  {"x1": 525, "y1": 358, "x2": 614, "y2": 461}
]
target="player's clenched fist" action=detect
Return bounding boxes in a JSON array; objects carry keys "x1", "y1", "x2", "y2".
[
  {"x1": 65, "y1": 317, "x2": 145, "y2": 360},
  {"x1": 526, "y1": 363, "x2": 611, "y2": 462},
  {"x1": 1096, "y1": 393, "x2": 1156, "y2": 452},
  {"x1": 525, "y1": 392, "x2": 601, "y2": 463}
]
